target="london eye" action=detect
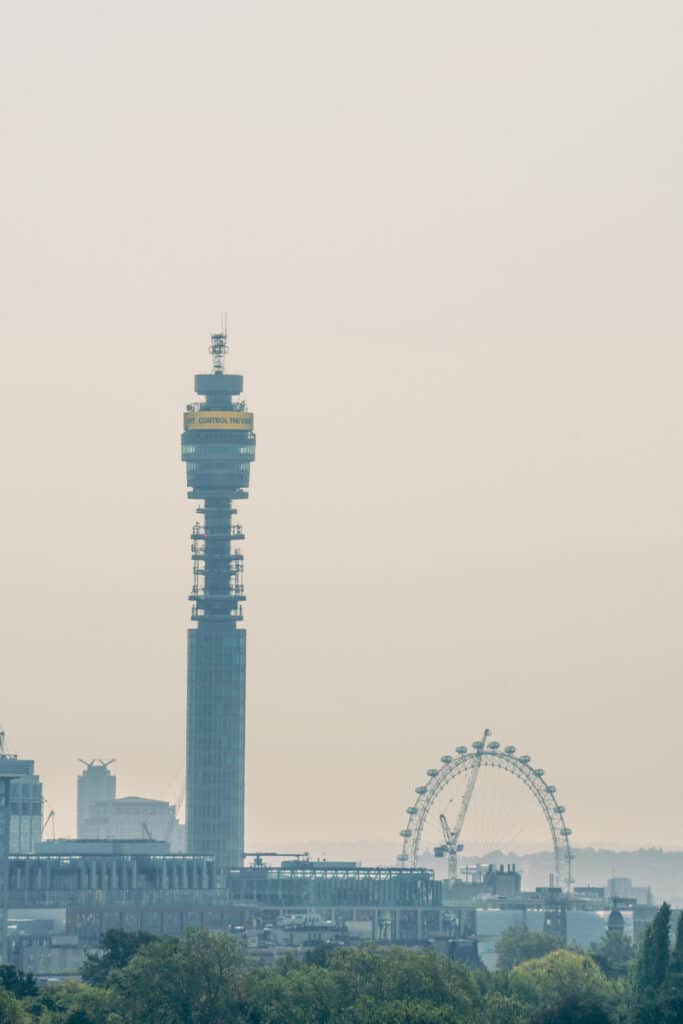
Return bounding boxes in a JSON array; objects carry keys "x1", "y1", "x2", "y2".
[{"x1": 397, "y1": 730, "x2": 574, "y2": 892}]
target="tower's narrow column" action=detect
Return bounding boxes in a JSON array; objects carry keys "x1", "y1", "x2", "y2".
[{"x1": 181, "y1": 332, "x2": 255, "y2": 868}]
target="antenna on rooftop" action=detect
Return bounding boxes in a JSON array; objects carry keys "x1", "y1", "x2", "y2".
[{"x1": 209, "y1": 316, "x2": 229, "y2": 373}]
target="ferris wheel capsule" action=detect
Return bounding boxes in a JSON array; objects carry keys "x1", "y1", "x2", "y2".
[
  {"x1": 426, "y1": 768, "x2": 439, "y2": 777},
  {"x1": 487, "y1": 741, "x2": 500, "y2": 750},
  {"x1": 455, "y1": 746, "x2": 468, "y2": 754},
  {"x1": 504, "y1": 746, "x2": 516, "y2": 754},
  {"x1": 415, "y1": 786, "x2": 427, "y2": 795},
  {"x1": 519, "y1": 755, "x2": 531, "y2": 764},
  {"x1": 440, "y1": 755, "x2": 452, "y2": 764},
  {"x1": 400, "y1": 829, "x2": 413, "y2": 838},
  {"x1": 406, "y1": 806, "x2": 418, "y2": 815}
]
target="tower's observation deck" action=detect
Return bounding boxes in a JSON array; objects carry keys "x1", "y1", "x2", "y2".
[{"x1": 181, "y1": 332, "x2": 255, "y2": 868}]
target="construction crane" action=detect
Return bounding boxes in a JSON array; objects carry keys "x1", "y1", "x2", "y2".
[
  {"x1": 436, "y1": 728, "x2": 491, "y2": 884},
  {"x1": 41, "y1": 809, "x2": 55, "y2": 841}
]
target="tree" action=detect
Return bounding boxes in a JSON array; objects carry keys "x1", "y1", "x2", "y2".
[
  {"x1": 591, "y1": 932, "x2": 634, "y2": 980},
  {"x1": 82, "y1": 929, "x2": 158, "y2": 985},
  {"x1": 23, "y1": 980, "x2": 119, "y2": 1024},
  {"x1": 634, "y1": 903, "x2": 671, "y2": 993},
  {"x1": 658, "y1": 911, "x2": 683, "y2": 1024},
  {"x1": 481, "y1": 991, "x2": 528, "y2": 1024},
  {"x1": 510, "y1": 949, "x2": 615, "y2": 1017},
  {"x1": 533, "y1": 993, "x2": 613, "y2": 1023},
  {"x1": 0, "y1": 966, "x2": 37, "y2": 999},
  {"x1": 631, "y1": 903, "x2": 672, "y2": 1024},
  {"x1": 0, "y1": 988, "x2": 30, "y2": 1024},
  {"x1": 668, "y1": 911, "x2": 683, "y2": 976},
  {"x1": 112, "y1": 930, "x2": 246, "y2": 1024},
  {"x1": 246, "y1": 945, "x2": 484, "y2": 1024},
  {"x1": 496, "y1": 926, "x2": 564, "y2": 971}
]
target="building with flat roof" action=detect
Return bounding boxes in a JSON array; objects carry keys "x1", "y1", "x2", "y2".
[{"x1": 79, "y1": 796, "x2": 184, "y2": 850}]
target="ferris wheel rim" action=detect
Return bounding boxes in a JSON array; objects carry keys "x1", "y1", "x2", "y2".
[{"x1": 398, "y1": 739, "x2": 574, "y2": 892}]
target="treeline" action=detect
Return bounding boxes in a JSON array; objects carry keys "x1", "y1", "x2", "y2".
[{"x1": 0, "y1": 903, "x2": 680, "y2": 1024}]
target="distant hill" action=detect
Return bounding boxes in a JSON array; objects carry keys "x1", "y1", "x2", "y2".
[{"x1": 429, "y1": 848, "x2": 683, "y2": 905}]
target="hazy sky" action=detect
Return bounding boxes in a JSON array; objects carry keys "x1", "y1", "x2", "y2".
[{"x1": 1, "y1": 1, "x2": 682, "y2": 858}]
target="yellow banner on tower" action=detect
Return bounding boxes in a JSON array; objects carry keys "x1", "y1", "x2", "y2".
[{"x1": 184, "y1": 411, "x2": 254, "y2": 431}]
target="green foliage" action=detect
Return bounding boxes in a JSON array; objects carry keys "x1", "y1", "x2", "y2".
[
  {"x1": 669, "y1": 911, "x2": 683, "y2": 976},
  {"x1": 481, "y1": 991, "x2": 528, "y2": 1024},
  {"x1": 246, "y1": 945, "x2": 483, "y2": 1024},
  {"x1": 590, "y1": 932, "x2": 634, "y2": 980},
  {"x1": 0, "y1": 988, "x2": 29, "y2": 1024},
  {"x1": 630, "y1": 903, "x2": 672, "y2": 1024},
  {"x1": 111, "y1": 930, "x2": 245, "y2": 1024},
  {"x1": 23, "y1": 980, "x2": 119, "y2": 1024},
  {"x1": 0, "y1": 968, "x2": 37, "y2": 1000},
  {"x1": 496, "y1": 927, "x2": 564, "y2": 971},
  {"x1": 81, "y1": 929, "x2": 158, "y2": 985},
  {"x1": 9, "y1": 925, "x2": 666, "y2": 1024},
  {"x1": 633, "y1": 903, "x2": 670, "y2": 994},
  {"x1": 662, "y1": 913, "x2": 683, "y2": 1022},
  {"x1": 510, "y1": 949, "x2": 615, "y2": 1017},
  {"x1": 532, "y1": 994, "x2": 613, "y2": 1023}
]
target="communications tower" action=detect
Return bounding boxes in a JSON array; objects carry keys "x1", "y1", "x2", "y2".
[{"x1": 181, "y1": 330, "x2": 256, "y2": 867}]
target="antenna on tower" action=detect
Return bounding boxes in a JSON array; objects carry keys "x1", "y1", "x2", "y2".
[{"x1": 209, "y1": 316, "x2": 229, "y2": 373}]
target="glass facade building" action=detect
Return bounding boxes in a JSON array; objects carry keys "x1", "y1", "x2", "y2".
[
  {"x1": 0, "y1": 757, "x2": 26, "y2": 960},
  {"x1": 9, "y1": 764, "x2": 43, "y2": 854}
]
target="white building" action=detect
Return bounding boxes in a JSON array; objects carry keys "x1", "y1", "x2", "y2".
[{"x1": 81, "y1": 796, "x2": 185, "y2": 852}]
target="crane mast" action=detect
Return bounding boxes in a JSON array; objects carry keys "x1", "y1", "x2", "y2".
[{"x1": 439, "y1": 728, "x2": 491, "y2": 884}]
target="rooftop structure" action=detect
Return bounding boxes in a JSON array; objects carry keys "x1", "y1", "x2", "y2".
[
  {"x1": 223, "y1": 862, "x2": 440, "y2": 909},
  {"x1": 34, "y1": 838, "x2": 172, "y2": 856},
  {"x1": 181, "y1": 329, "x2": 256, "y2": 867}
]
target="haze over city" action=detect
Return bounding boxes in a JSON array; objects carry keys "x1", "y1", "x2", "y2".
[{"x1": 2, "y1": 0, "x2": 683, "y2": 860}]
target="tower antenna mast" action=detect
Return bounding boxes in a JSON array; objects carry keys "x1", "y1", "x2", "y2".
[{"x1": 209, "y1": 317, "x2": 229, "y2": 374}]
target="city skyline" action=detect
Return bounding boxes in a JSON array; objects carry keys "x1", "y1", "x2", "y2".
[{"x1": 2, "y1": 1, "x2": 683, "y2": 856}]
